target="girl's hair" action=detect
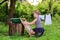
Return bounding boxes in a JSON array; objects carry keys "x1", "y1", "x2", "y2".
[{"x1": 33, "y1": 10, "x2": 40, "y2": 15}]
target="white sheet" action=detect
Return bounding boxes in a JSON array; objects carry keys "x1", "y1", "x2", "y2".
[{"x1": 45, "y1": 14, "x2": 52, "y2": 25}]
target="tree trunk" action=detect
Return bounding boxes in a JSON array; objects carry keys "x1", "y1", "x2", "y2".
[
  {"x1": 7, "y1": 0, "x2": 16, "y2": 23},
  {"x1": 7, "y1": 0, "x2": 16, "y2": 36}
]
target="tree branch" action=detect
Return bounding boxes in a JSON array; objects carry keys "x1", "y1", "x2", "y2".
[{"x1": 0, "y1": 0, "x2": 7, "y2": 5}]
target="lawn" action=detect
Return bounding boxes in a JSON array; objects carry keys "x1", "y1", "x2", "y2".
[{"x1": 0, "y1": 21, "x2": 60, "y2": 40}]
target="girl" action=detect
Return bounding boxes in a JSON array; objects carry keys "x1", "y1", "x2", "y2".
[{"x1": 21, "y1": 10, "x2": 44, "y2": 37}]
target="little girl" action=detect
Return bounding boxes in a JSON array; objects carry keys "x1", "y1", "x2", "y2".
[{"x1": 21, "y1": 10, "x2": 44, "y2": 37}]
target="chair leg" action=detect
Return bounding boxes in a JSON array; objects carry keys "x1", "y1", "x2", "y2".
[
  {"x1": 9, "y1": 23, "x2": 15, "y2": 36},
  {"x1": 16, "y1": 23, "x2": 24, "y2": 35},
  {"x1": 21, "y1": 23, "x2": 24, "y2": 35}
]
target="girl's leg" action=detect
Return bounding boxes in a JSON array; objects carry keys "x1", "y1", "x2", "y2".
[{"x1": 23, "y1": 24, "x2": 35, "y2": 36}]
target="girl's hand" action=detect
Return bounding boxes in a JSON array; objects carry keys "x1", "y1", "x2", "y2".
[
  {"x1": 22, "y1": 21, "x2": 29, "y2": 25},
  {"x1": 25, "y1": 22, "x2": 29, "y2": 24}
]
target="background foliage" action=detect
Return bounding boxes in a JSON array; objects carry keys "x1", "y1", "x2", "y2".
[
  {"x1": 0, "y1": 1, "x2": 60, "y2": 22},
  {"x1": 0, "y1": 2, "x2": 7, "y2": 22}
]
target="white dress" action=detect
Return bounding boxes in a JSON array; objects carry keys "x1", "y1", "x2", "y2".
[{"x1": 45, "y1": 14, "x2": 52, "y2": 25}]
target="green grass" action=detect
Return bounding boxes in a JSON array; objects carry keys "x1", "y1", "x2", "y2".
[{"x1": 0, "y1": 21, "x2": 60, "y2": 40}]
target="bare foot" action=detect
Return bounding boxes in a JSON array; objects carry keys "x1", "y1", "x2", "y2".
[{"x1": 30, "y1": 30, "x2": 35, "y2": 35}]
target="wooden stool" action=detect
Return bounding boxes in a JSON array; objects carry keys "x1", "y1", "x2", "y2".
[{"x1": 9, "y1": 18, "x2": 24, "y2": 36}]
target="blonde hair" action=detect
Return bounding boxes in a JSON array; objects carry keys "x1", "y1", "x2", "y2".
[{"x1": 33, "y1": 10, "x2": 40, "y2": 15}]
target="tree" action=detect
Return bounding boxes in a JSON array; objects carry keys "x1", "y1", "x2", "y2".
[{"x1": 7, "y1": 0, "x2": 17, "y2": 36}]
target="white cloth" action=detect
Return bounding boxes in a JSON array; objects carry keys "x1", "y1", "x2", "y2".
[
  {"x1": 39, "y1": 15, "x2": 45, "y2": 20},
  {"x1": 45, "y1": 14, "x2": 52, "y2": 25}
]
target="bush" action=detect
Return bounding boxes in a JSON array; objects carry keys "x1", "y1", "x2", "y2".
[
  {"x1": 15, "y1": 2, "x2": 34, "y2": 21},
  {"x1": 52, "y1": 1, "x2": 60, "y2": 16},
  {"x1": 37, "y1": 1, "x2": 49, "y2": 14},
  {"x1": 0, "y1": 2, "x2": 7, "y2": 22},
  {"x1": 52, "y1": 14, "x2": 60, "y2": 22},
  {"x1": 11, "y1": 1, "x2": 60, "y2": 21}
]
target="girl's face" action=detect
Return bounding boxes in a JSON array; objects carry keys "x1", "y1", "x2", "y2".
[{"x1": 33, "y1": 12, "x2": 39, "y2": 18}]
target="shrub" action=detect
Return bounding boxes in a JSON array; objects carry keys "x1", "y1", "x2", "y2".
[
  {"x1": 15, "y1": 2, "x2": 34, "y2": 21},
  {"x1": 0, "y1": 2, "x2": 7, "y2": 22},
  {"x1": 52, "y1": 14, "x2": 60, "y2": 22},
  {"x1": 52, "y1": 1, "x2": 60, "y2": 16}
]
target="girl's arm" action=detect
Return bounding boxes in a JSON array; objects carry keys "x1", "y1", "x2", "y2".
[
  {"x1": 28, "y1": 18, "x2": 37, "y2": 25},
  {"x1": 20, "y1": 18, "x2": 37, "y2": 25}
]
